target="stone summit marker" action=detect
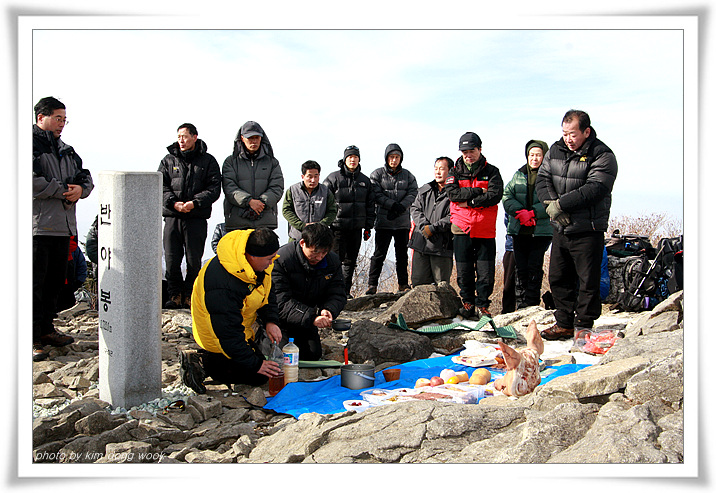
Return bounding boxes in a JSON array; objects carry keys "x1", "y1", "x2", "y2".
[{"x1": 97, "y1": 171, "x2": 163, "y2": 409}]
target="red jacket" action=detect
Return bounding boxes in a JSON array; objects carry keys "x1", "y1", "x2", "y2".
[{"x1": 445, "y1": 155, "x2": 503, "y2": 238}]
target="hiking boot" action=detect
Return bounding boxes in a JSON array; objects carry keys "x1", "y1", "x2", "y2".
[
  {"x1": 165, "y1": 295, "x2": 182, "y2": 309},
  {"x1": 39, "y1": 329, "x2": 74, "y2": 347},
  {"x1": 33, "y1": 343, "x2": 49, "y2": 362},
  {"x1": 398, "y1": 284, "x2": 411, "y2": 293},
  {"x1": 459, "y1": 302, "x2": 475, "y2": 318},
  {"x1": 540, "y1": 323, "x2": 574, "y2": 341},
  {"x1": 364, "y1": 286, "x2": 377, "y2": 296},
  {"x1": 180, "y1": 349, "x2": 206, "y2": 394},
  {"x1": 476, "y1": 307, "x2": 492, "y2": 319}
]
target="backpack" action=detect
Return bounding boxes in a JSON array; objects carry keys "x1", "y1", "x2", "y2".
[
  {"x1": 605, "y1": 230, "x2": 656, "y2": 259},
  {"x1": 616, "y1": 236, "x2": 683, "y2": 311}
]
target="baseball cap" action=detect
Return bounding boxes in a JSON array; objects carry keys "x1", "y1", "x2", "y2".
[
  {"x1": 459, "y1": 132, "x2": 482, "y2": 151},
  {"x1": 241, "y1": 121, "x2": 264, "y2": 138}
]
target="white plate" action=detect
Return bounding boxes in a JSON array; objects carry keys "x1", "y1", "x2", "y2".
[{"x1": 343, "y1": 399, "x2": 371, "y2": 412}]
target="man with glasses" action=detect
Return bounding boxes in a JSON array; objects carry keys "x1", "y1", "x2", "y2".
[
  {"x1": 323, "y1": 145, "x2": 376, "y2": 297},
  {"x1": 272, "y1": 223, "x2": 346, "y2": 360},
  {"x1": 158, "y1": 123, "x2": 222, "y2": 309},
  {"x1": 33, "y1": 96, "x2": 94, "y2": 361}
]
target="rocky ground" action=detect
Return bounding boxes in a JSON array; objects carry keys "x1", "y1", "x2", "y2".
[{"x1": 31, "y1": 286, "x2": 684, "y2": 464}]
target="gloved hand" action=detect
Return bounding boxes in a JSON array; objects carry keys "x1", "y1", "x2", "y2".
[
  {"x1": 363, "y1": 229, "x2": 371, "y2": 241},
  {"x1": 386, "y1": 203, "x2": 404, "y2": 220},
  {"x1": 515, "y1": 209, "x2": 535, "y2": 226},
  {"x1": 545, "y1": 200, "x2": 571, "y2": 226},
  {"x1": 422, "y1": 225, "x2": 433, "y2": 238},
  {"x1": 524, "y1": 217, "x2": 536, "y2": 227}
]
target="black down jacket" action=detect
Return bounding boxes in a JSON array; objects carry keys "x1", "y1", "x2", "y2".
[
  {"x1": 272, "y1": 240, "x2": 347, "y2": 329},
  {"x1": 158, "y1": 139, "x2": 222, "y2": 219},
  {"x1": 323, "y1": 160, "x2": 376, "y2": 231},
  {"x1": 536, "y1": 127, "x2": 618, "y2": 234}
]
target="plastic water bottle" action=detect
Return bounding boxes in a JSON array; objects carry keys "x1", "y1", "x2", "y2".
[{"x1": 283, "y1": 338, "x2": 299, "y2": 384}]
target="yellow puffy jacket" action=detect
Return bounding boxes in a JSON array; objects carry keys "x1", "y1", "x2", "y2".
[{"x1": 191, "y1": 229, "x2": 279, "y2": 373}]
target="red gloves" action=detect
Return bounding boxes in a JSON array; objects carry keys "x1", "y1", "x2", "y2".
[{"x1": 515, "y1": 209, "x2": 536, "y2": 227}]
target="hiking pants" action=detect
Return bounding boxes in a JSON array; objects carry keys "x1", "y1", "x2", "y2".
[
  {"x1": 501, "y1": 249, "x2": 516, "y2": 313},
  {"x1": 331, "y1": 227, "x2": 362, "y2": 295},
  {"x1": 200, "y1": 340, "x2": 268, "y2": 387},
  {"x1": 163, "y1": 217, "x2": 208, "y2": 298},
  {"x1": 549, "y1": 230, "x2": 604, "y2": 329},
  {"x1": 368, "y1": 229, "x2": 410, "y2": 287},
  {"x1": 410, "y1": 250, "x2": 453, "y2": 286},
  {"x1": 513, "y1": 235, "x2": 552, "y2": 308},
  {"x1": 453, "y1": 235, "x2": 496, "y2": 308},
  {"x1": 33, "y1": 235, "x2": 70, "y2": 341}
]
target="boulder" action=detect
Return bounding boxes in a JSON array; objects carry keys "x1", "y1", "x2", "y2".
[
  {"x1": 372, "y1": 282, "x2": 462, "y2": 326},
  {"x1": 346, "y1": 319, "x2": 433, "y2": 365}
]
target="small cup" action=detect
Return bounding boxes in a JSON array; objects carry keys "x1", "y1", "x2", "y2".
[{"x1": 382, "y1": 369, "x2": 401, "y2": 382}]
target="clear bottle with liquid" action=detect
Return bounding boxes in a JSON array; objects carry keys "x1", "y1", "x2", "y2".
[{"x1": 283, "y1": 338, "x2": 299, "y2": 384}]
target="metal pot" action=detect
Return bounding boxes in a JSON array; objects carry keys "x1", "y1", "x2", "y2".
[
  {"x1": 332, "y1": 319, "x2": 352, "y2": 331},
  {"x1": 340, "y1": 363, "x2": 375, "y2": 390}
]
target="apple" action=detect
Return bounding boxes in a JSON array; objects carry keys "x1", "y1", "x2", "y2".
[
  {"x1": 429, "y1": 376, "x2": 445, "y2": 387},
  {"x1": 415, "y1": 378, "x2": 431, "y2": 388}
]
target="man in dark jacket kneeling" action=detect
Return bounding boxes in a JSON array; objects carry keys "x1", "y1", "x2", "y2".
[{"x1": 272, "y1": 223, "x2": 347, "y2": 360}]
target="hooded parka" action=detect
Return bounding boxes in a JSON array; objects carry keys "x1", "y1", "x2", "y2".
[
  {"x1": 323, "y1": 160, "x2": 376, "y2": 231},
  {"x1": 222, "y1": 123, "x2": 284, "y2": 230},
  {"x1": 370, "y1": 144, "x2": 418, "y2": 230}
]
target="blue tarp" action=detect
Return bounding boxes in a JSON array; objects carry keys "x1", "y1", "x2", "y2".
[{"x1": 264, "y1": 355, "x2": 590, "y2": 417}]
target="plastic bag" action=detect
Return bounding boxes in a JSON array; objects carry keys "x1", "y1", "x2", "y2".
[{"x1": 572, "y1": 328, "x2": 624, "y2": 355}]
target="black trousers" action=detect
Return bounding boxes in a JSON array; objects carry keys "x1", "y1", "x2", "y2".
[
  {"x1": 331, "y1": 227, "x2": 362, "y2": 295},
  {"x1": 280, "y1": 323, "x2": 322, "y2": 361},
  {"x1": 200, "y1": 340, "x2": 268, "y2": 387},
  {"x1": 501, "y1": 250, "x2": 516, "y2": 313},
  {"x1": 512, "y1": 235, "x2": 552, "y2": 309},
  {"x1": 163, "y1": 217, "x2": 208, "y2": 298},
  {"x1": 33, "y1": 235, "x2": 70, "y2": 341},
  {"x1": 453, "y1": 235, "x2": 496, "y2": 308},
  {"x1": 549, "y1": 230, "x2": 604, "y2": 329},
  {"x1": 368, "y1": 229, "x2": 409, "y2": 287}
]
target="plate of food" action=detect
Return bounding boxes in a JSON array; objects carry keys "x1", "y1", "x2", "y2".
[{"x1": 343, "y1": 399, "x2": 371, "y2": 412}]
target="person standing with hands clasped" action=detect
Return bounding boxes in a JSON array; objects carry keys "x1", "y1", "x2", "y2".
[
  {"x1": 222, "y1": 121, "x2": 284, "y2": 231},
  {"x1": 445, "y1": 132, "x2": 503, "y2": 319},
  {"x1": 536, "y1": 110, "x2": 617, "y2": 340},
  {"x1": 323, "y1": 145, "x2": 376, "y2": 298},
  {"x1": 502, "y1": 139, "x2": 552, "y2": 309},
  {"x1": 366, "y1": 143, "x2": 418, "y2": 294},
  {"x1": 159, "y1": 123, "x2": 222, "y2": 309},
  {"x1": 407, "y1": 157, "x2": 454, "y2": 286},
  {"x1": 33, "y1": 96, "x2": 94, "y2": 361}
]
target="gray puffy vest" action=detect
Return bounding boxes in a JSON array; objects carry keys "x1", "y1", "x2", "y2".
[{"x1": 288, "y1": 183, "x2": 330, "y2": 240}]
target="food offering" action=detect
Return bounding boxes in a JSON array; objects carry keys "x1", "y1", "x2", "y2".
[
  {"x1": 451, "y1": 342, "x2": 501, "y2": 368},
  {"x1": 343, "y1": 399, "x2": 371, "y2": 412}
]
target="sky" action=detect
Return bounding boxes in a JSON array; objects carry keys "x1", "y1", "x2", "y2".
[
  {"x1": 28, "y1": 22, "x2": 687, "y2": 259},
  {"x1": 9, "y1": 0, "x2": 711, "y2": 488}
]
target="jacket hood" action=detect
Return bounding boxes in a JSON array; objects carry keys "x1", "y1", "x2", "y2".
[
  {"x1": 233, "y1": 121, "x2": 274, "y2": 159},
  {"x1": 384, "y1": 143, "x2": 404, "y2": 163},
  {"x1": 216, "y1": 229, "x2": 275, "y2": 284},
  {"x1": 167, "y1": 138, "x2": 208, "y2": 157},
  {"x1": 524, "y1": 139, "x2": 549, "y2": 159}
]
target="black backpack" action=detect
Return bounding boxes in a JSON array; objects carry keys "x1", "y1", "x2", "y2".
[
  {"x1": 605, "y1": 230, "x2": 656, "y2": 259},
  {"x1": 616, "y1": 235, "x2": 683, "y2": 312}
]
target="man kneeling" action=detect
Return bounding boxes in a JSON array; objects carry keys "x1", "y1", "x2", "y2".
[
  {"x1": 494, "y1": 320, "x2": 544, "y2": 397},
  {"x1": 272, "y1": 223, "x2": 347, "y2": 360},
  {"x1": 180, "y1": 228, "x2": 283, "y2": 394}
]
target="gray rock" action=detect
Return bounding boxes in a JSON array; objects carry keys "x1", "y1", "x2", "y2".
[
  {"x1": 33, "y1": 410, "x2": 83, "y2": 448},
  {"x1": 540, "y1": 356, "x2": 651, "y2": 399},
  {"x1": 548, "y1": 399, "x2": 668, "y2": 463},
  {"x1": 599, "y1": 329, "x2": 683, "y2": 365},
  {"x1": 95, "y1": 441, "x2": 154, "y2": 463},
  {"x1": 347, "y1": 319, "x2": 433, "y2": 365},
  {"x1": 372, "y1": 282, "x2": 462, "y2": 326},
  {"x1": 74, "y1": 409, "x2": 126, "y2": 436},
  {"x1": 243, "y1": 387, "x2": 267, "y2": 407},
  {"x1": 624, "y1": 355, "x2": 683, "y2": 407},
  {"x1": 58, "y1": 420, "x2": 139, "y2": 463},
  {"x1": 187, "y1": 395, "x2": 223, "y2": 421},
  {"x1": 641, "y1": 311, "x2": 681, "y2": 335}
]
